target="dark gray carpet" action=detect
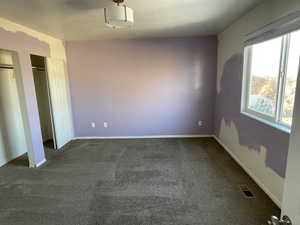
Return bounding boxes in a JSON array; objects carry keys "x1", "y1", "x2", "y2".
[{"x1": 0, "y1": 138, "x2": 279, "y2": 225}]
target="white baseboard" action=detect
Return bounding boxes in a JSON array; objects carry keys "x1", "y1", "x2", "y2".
[
  {"x1": 31, "y1": 158, "x2": 47, "y2": 168},
  {"x1": 73, "y1": 135, "x2": 213, "y2": 140},
  {"x1": 212, "y1": 135, "x2": 281, "y2": 208},
  {"x1": 0, "y1": 150, "x2": 27, "y2": 167}
]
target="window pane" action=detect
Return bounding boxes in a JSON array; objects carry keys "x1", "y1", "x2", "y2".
[
  {"x1": 281, "y1": 31, "x2": 300, "y2": 126},
  {"x1": 248, "y1": 37, "x2": 282, "y2": 117}
]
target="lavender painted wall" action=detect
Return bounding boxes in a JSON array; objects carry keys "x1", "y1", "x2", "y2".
[
  {"x1": 66, "y1": 37, "x2": 217, "y2": 137},
  {"x1": 0, "y1": 28, "x2": 49, "y2": 165},
  {"x1": 214, "y1": 54, "x2": 290, "y2": 178}
]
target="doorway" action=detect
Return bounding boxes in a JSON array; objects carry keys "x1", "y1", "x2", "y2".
[
  {"x1": 30, "y1": 54, "x2": 56, "y2": 150},
  {"x1": 0, "y1": 49, "x2": 29, "y2": 167}
]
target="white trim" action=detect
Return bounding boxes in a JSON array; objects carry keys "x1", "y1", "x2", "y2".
[
  {"x1": 30, "y1": 159, "x2": 47, "y2": 168},
  {"x1": 73, "y1": 135, "x2": 213, "y2": 140},
  {"x1": 44, "y1": 59, "x2": 58, "y2": 150},
  {"x1": 241, "y1": 111, "x2": 291, "y2": 133},
  {"x1": 55, "y1": 140, "x2": 70, "y2": 150},
  {"x1": 12, "y1": 52, "x2": 37, "y2": 168},
  {"x1": 241, "y1": 35, "x2": 294, "y2": 133},
  {"x1": 212, "y1": 135, "x2": 281, "y2": 208}
]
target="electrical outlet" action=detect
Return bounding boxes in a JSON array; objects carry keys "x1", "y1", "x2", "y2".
[
  {"x1": 198, "y1": 121, "x2": 203, "y2": 127},
  {"x1": 104, "y1": 122, "x2": 108, "y2": 128},
  {"x1": 91, "y1": 122, "x2": 96, "y2": 128}
]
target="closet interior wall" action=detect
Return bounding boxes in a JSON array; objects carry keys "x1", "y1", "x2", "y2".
[
  {"x1": 0, "y1": 49, "x2": 28, "y2": 166},
  {"x1": 31, "y1": 55, "x2": 54, "y2": 143}
]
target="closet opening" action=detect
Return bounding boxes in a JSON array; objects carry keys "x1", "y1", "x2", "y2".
[
  {"x1": 0, "y1": 49, "x2": 29, "y2": 167},
  {"x1": 30, "y1": 55, "x2": 57, "y2": 150}
]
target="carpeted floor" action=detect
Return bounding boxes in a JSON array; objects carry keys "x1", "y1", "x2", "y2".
[{"x1": 0, "y1": 138, "x2": 279, "y2": 225}]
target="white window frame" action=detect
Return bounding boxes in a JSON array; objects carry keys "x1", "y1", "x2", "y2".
[{"x1": 241, "y1": 33, "x2": 294, "y2": 133}]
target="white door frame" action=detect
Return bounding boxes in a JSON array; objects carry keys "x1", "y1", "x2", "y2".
[
  {"x1": 40, "y1": 56, "x2": 58, "y2": 149},
  {"x1": 46, "y1": 58, "x2": 74, "y2": 149},
  {"x1": 280, "y1": 58, "x2": 300, "y2": 224},
  {"x1": 10, "y1": 51, "x2": 42, "y2": 167}
]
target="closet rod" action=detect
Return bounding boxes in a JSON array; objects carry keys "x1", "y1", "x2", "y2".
[
  {"x1": 0, "y1": 64, "x2": 14, "y2": 69},
  {"x1": 32, "y1": 66, "x2": 45, "y2": 71}
]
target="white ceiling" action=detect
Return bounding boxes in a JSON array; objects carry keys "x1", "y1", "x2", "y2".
[{"x1": 0, "y1": 0, "x2": 264, "y2": 40}]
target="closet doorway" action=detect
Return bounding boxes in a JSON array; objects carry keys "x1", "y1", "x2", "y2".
[
  {"x1": 0, "y1": 49, "x2": 28, "y2": 167},
  {"x1": 30, "y1": 55, "x2": 57, "y2": 150}
]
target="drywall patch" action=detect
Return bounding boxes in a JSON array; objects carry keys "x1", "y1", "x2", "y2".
[{"x1": 0, "y1": 28, "x2": 50, "y2": 56}]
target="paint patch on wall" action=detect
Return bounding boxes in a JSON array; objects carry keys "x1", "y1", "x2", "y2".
[{"x1": 214, "y1": 54, "x2": 290, "y2": 178}]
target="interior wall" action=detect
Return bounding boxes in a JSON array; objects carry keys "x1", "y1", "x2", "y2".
[
  {"x1": 66, "y1": 37, "x2": 217, "y2": 137},
  {"x1": 215, "y1": 0, "x2": 300, "y2": 206},
  {"x1": 0, "y1": 17, "x2": 67, "y2": 167}
]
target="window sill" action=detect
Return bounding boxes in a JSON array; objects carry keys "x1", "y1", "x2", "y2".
[{"x1": 241, "y1": 111, "x2": 291, "y2": 134}]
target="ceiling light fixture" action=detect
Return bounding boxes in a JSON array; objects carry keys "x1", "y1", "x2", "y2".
[{"x1": 104, "y1": 0, "x2": 134, "y2": 29}]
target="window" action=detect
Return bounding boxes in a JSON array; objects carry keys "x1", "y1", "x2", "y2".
[{"x1": 242, "y1": 30, "x2": 300, "y2": 131}]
